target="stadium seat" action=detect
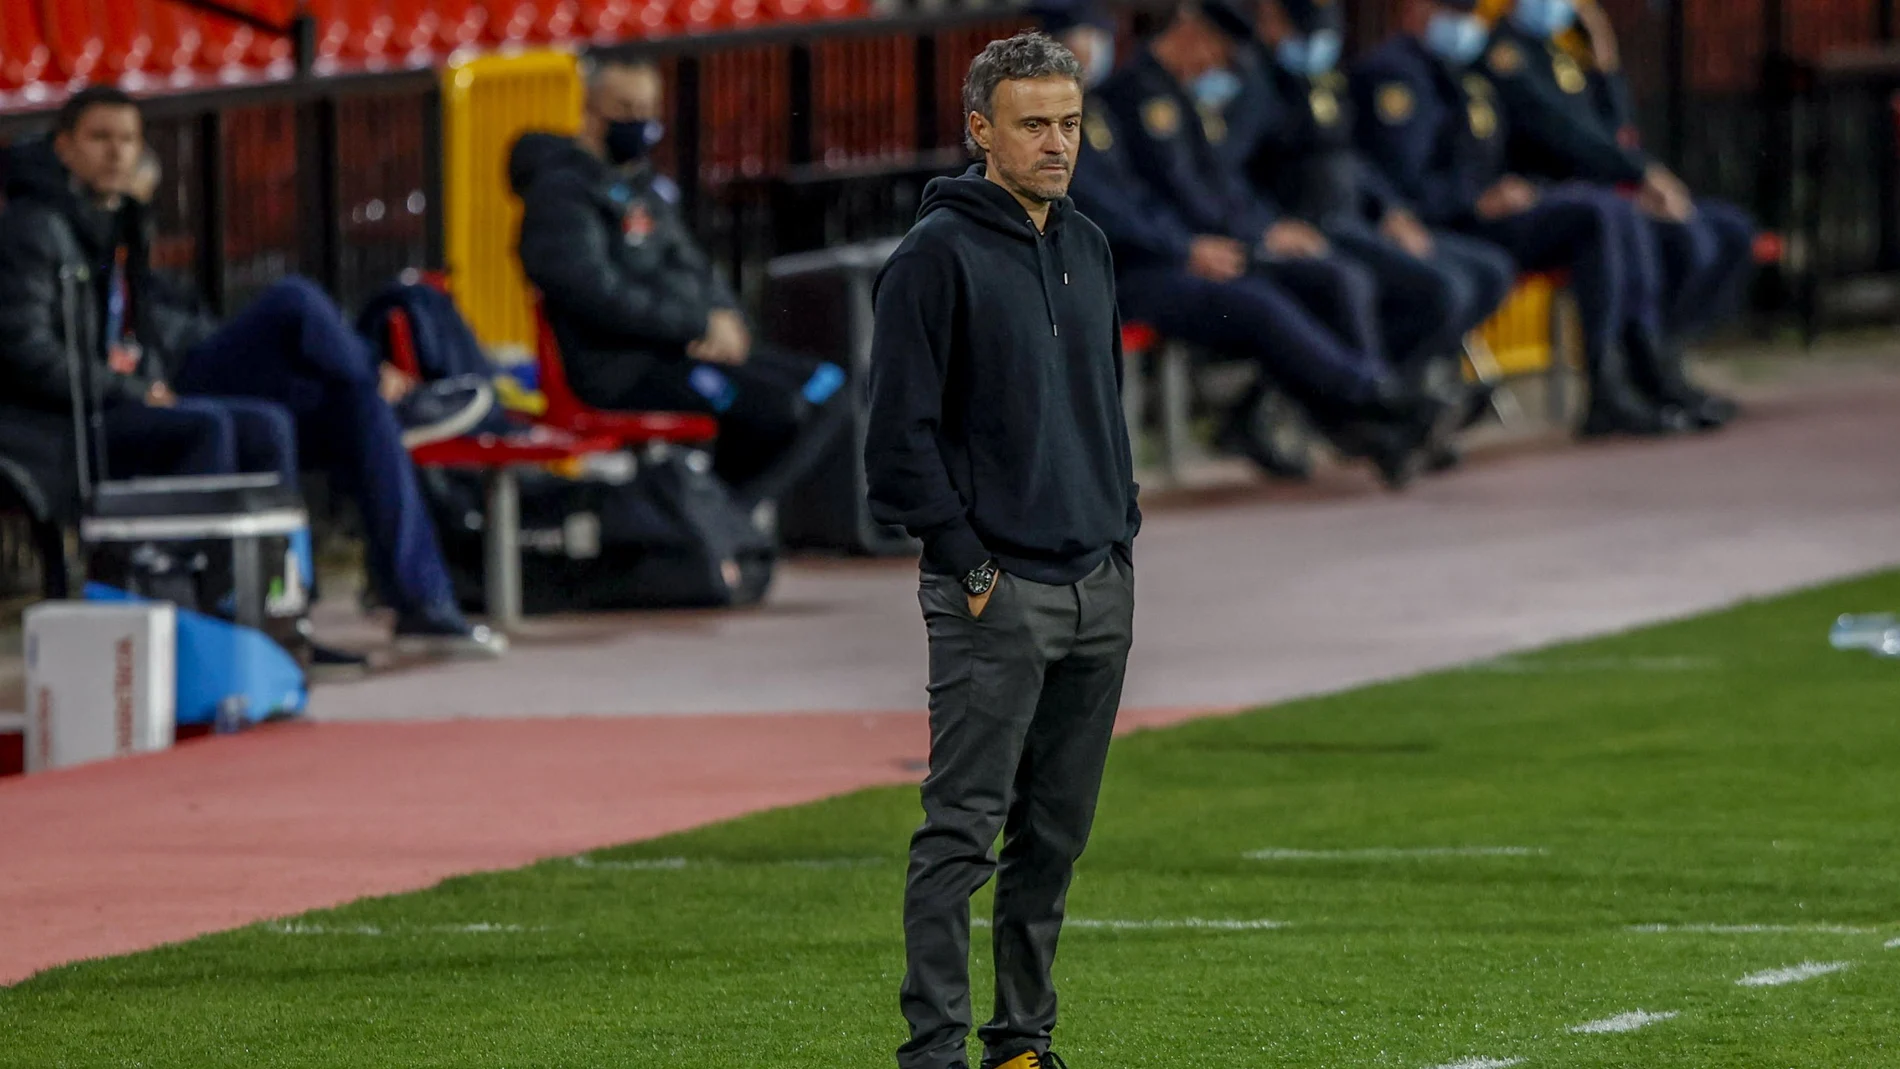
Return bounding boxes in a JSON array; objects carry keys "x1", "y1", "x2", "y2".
[
  {"x1": 385, "y1": 0, "x2": 441, "y2": 57},
  {"x1": 37, "y1": 0, "x2": 107, "y2": 85},
  {"x1": 141, "y1": 0, "x2": 208, "y2": 82},
  {"x1": 0, "y1": 0, "x2": 53, "y2": 93},
  {"x1": 408, "y1": 428, "x2": 620, "y2": 631},
  {"x1": 303, "y1": 0, "x2": 391, "y2": 69},
  {"x1": 484, "y1": 0, "x2": 541, "y2": 42},
  {"x1": 1119, "y1": 322, "x2": 1192, "y2": 486},
  {"x1": 427, "y1": 0, "x2": 489, "y2": 50},
  {"x1": 576, "y1": 0, "x2": 638, "y2": 39},
  {"x1": 530, "y1": 298, "x2": 720, "y2": 446},
  {"x1": 672, "y1": 0, "x2": 725, "y2": 31},
  {"x1": 98, "y1": 0, "x2": 156, "y2": 83}
]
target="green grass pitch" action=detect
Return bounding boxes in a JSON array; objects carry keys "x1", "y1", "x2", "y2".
[{"x1": 5, "y1": 572, "x2": 1899, "y2": 1068}]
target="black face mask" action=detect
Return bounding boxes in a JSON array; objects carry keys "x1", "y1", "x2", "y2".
[{"x1": 604, "y1": 118, "x2": 664, "y2": 165}]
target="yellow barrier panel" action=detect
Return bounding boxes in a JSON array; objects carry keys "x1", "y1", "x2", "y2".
[
  {"x1": 1478, "y1": 274, "x2": 1559, "y2": 378},
  {"x1": 442, "y1": 49, "x2": 584, "y2": 349}
]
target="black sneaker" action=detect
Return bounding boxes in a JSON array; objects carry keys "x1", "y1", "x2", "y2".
[
  {"x1": 393, "y1": 604, "x2": 509, "y2": 659},
  {"x1": 396, "y1": 374, "x2": 495, "y2": 449}
]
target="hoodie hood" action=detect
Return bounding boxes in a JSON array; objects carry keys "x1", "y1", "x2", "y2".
[
  {"x1": 3, "y1": 137, "x2": 123, "y2": 259},
  {"x1": 918, "y1": 166, "x2": 1072, "y2": 240},
  {"x1": 4, "y1": 138, "x2": 76, "y2": 204},
  {"x1": 919, "y1": 166, "x2": 1076, "y2": 337},
  {"x1": 507, "y1": 131, "x2": 609, "y2": 196}
]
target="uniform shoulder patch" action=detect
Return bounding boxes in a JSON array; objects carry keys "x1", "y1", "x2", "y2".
[
  {"x1": 1551, "y1": 52, "x2": 1587, "y2": 94},
  {"x1": 1083, "y1": 111, "x2": 1114, "y2": 153},
  {"x1": 1141, "y1": 96, "x2": 1180, "y2": 138},
  {"x1": 1310, "y1": 86, "x2": 1341, "y2": 127},
  {"x1": 1487, "y1": 41, "x2": 1523, "y2": 76},
  {"x1": 1375, "y1": 83, "x2": 1414, "y2": 125}
]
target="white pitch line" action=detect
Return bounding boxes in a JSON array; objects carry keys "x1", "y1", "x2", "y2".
[
  {"x1": 1736, "y1": 961, "x2": 1853, "y2": 987},
  {"x1": 1426, "y1": 1058, "x2": 1525, "y2": 1069},
  {"x1": 1246, "y1": 846, "x2": 1546, "y2": 861},
  {"x1": 1470, "y1": 655, "x2": 1718, "y2": 674},
  {"x1": 971, "y1": 917, "x2": 1289, "y2": 931},
  {"x1": 1887, "y1": 938, "x2": 1900, "y2": 950},
  {"x1": 1569, "y1": 1010, "x2": 1679, "y2": 1034},
  {"x1": 570, "y1": 856, "x2": 884, "y2": 871},
  {"x1": 1629, "y1": 923, "x2": 1877, "y2": 935},
  {"x1": 267, "y1": 922, "x2": 537, "y2": 936}
]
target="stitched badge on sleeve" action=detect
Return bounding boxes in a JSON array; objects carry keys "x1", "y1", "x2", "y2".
[
  {"x1": 1142, "y1": 96, "x2": 1181, "y2": 138},
  {"x1": 1376, "y1": 83, "x2": 1414, "y2": 124}
]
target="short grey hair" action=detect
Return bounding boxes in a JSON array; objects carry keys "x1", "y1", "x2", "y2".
[{"x1": 961, "y1": 31, "x2": 1084, "y2": 156}]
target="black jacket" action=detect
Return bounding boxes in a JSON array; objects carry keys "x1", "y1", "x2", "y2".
[
  {"x1": 509, "y1": 133, "x2": 737, "y2": 407},
  {"x1": 1480, "y1": 24, "x2": 1648, "y2": 185},
  {"x1": 0, "y1": 139, "x2": 213, "y2": 414},
  {"x1": 864, "y1": 168, "x2": 1139, "y2": 586}
]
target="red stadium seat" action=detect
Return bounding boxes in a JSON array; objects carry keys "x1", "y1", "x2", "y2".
[
  {"x1": 483, "y1": 0, "x2": 540, "y2": 42},
  {"x1": 191, "y1": 0, "x2": 297, "y2": 75},
  {"x1": 424, "y1": 0, "x2": 489, "y2": 49},
  {"x1": 384, "y1": 0, "x2": 441, "y2": 57},
  {"x1": 142, "y1": 0, "x2": 209, "y2": 82},
  {"x1": 531, "y1": 298, "x2": 719, "y2": 446},
  {"x1": 98, "y1": 0, "x2": 156, "y2": 82},
  {"x1": 303, "y1": 0, "x2": 390, "y2": 70},
  {"x1": 0, "y1": 0, "x2": 54, "y2": 92},
  {"x1": 36, "y1": 0, "x2": 107, "y2": 85},
  {"x1": 576, "y1": 0, "x2": 637, "y2": 40},
  {"x1": 1120, "y1": 322, "x2": 1159, "y2": 354},
  {"x1": 672, "y1": 0, "x2": 726, "y2": 32}
]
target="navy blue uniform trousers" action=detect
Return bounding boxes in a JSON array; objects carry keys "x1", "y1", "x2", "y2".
[
  {"x1": 1117, "y1": 265, "x2": 1387, "y2": 418},
  {"x1": 155, "y1": 276, "x2": 457, "y2": 617}
]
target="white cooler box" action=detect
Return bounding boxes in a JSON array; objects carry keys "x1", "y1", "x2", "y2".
[{"x1": 23, "y1": 601, "x2": 178, "y2": 773}]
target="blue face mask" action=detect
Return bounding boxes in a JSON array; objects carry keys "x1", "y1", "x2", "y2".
[
  {"x1": 1069, "y1": 27, "x2": 1116, "y2": 89},
  {"x1": 604, "y1": 118, "x2": 664, "y2": 166},
  {"x1": 1190, "y1": 68, "x2": 1244, "y2": 110},
  {"x1": 1275, "y1": 28, "x2": 1343, "y2": 77},
  {"x1": 1423, "y1": 11, "x2": 1489, "y2": 66},
  {"x1": 1512, "y1": 0, "x2": 1577, "y2": 38}
]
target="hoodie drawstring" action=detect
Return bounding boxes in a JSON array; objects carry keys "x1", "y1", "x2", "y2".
[{"x1": 1035, "y1": 223, "x2": 1063, "y2": 337}]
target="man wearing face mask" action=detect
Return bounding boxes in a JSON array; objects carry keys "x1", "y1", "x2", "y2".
[
  {"x1": 1095, "y1": 0, "x2": 1454, "y2": 485},
  {"x1": 1480, "y1": 0, "x2": 1749, "y2": 423},
  {"x1": 1051, "y1": 0, "x2": 1440, "y2": 487},
  {"x1": 1225, "y1": 0, "x2": 1518, "y2": 464},
  {"x1": 1246, "y1": 1, "x2": 1512, "y2": 379},
  {"x1": 511, "y1": 58, "x2": 848, "y2": 506},
  {"x1": 1352, "y1": 0, "x2": 1692, "y2": 438}
]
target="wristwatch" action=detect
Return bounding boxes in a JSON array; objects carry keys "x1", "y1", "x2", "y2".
[{"x1": 962, "y1": 560, "x2": 999, "y2": 597}]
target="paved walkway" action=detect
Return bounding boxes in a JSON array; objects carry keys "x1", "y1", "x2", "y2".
[{"x1": 5, "y1": 364, "x2": 1900, "y2": 985}]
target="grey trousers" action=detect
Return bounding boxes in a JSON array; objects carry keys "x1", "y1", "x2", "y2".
[{"x1": 897, "y1": 550, "x2": 1135, "y2": 1069}]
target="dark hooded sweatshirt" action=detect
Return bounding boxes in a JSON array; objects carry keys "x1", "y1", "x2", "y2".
[{"x1": 864, "y1": 167, "x2": 1140, "y2": 586}]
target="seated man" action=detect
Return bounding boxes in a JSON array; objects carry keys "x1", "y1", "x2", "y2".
[
  {"x1": 511, "y1": 57, "x2": 846, "y2": 508},
  {"x1": 1484, "y1": 0, "x2": 1756, "y2": 352},
  {"x1": 1099, "y1": 1, "x2": 1461, "y2": 396},
  {"x1": 1352, "y1": 0, "x2": 1712, "y2": 436},
  {"x1": 1232, "y1": 0, "x2": 1516, "y2": 388},
  {"x1": 1067, "y1": 0, "x2": 1448, "y2": 488},
  {"x1": 0, "y1": 86, "x2": 503, "y2": 657}
]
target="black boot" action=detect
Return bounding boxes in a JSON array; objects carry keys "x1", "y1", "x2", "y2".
[
  {"x1": 1215, "y1": 388, "x2": 1314, "y2": 482},
  {"x1": 1578, "y1": 343, "x2": 1687, "y2": 438},
  {"x1": 1622, "y1": 328, "x2": 1734, "y2": 432}
]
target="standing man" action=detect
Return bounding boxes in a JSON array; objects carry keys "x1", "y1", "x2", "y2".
[{"x1": 865, "y1": 30, "x2": 1139, "y2": 1069}]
